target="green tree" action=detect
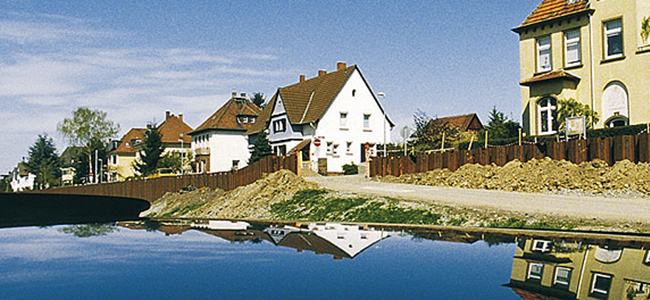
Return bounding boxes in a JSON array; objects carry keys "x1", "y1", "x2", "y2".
[
  {"x1": 71, "y1": 139, "x2": 107, "y2": 184},
  {"x1": 641, "y1": 16, "x2": 650, "y2": 44},
  {"x1": 412, "y1": 110, "x2": 460, "y2": 150},
  {"x1": 0, "y1": 173, "x2": 11, "y2": 192},
  {"x1": 158, "y1": 150, "x2": 194, "y2": 173},
  {"x1": 134, "y1": 123, "x2": 164, "y2": 176},
  {"x1": 248, "y1": 131, "x2": 272, "y2": 164},
  {"x1": 25, "y1": 134, "x2": 60, "y2": 189},
  {"x1": 250, "y1": 92, "x2": 266, "y2": 108},
  {"x1": 481, "y1": 107, "x2": 521, "y2": 140},
  {"x1": 556, "y1": 98, "x2": 599, "y2": 132},
  {"x1": 412, "y1": 109, "x2": 431, "y2": 141}
]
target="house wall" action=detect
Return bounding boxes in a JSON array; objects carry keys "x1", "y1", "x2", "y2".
[
  {"x1": 314, "y1": 69, "x2": 389, "y2": 173},
  {"x1": 10, "y1": 172, "x2": 35, "y2": 191},
  {"x1": 268, "y1": 94, "x2": 304, "y2": 148},
  {"x1": 518, "y1": 1, "x2": 650, "y2": 135},
  {"x1": 108, "y1": 153, "x2": 137, "y2": 181},
  {"x1": 192, "y1": 130, "x2": 250, "y2": 172}
]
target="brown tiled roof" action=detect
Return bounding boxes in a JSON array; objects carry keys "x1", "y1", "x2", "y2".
[
  {"x1": 247, "y1": 65, "x2": 357, "y2": 134},
  {"x1": 516, "y1": 0, "x2": 590, "y2": 30},
  {"x1": 114, "y1": 128, "x2": 146, "y2": 154},
  {"x1": 520, "y1": 69, "x2": 581, "y2": 86},
  {"x1": 431, "y1": 113, "x2": 483, "y2": 132},
  {"x1": 158, "y1": 114, "x2": 193, "y2": 144},
  {"x1": 190, "y1": 97, "x2": 262, "y2": 135}
]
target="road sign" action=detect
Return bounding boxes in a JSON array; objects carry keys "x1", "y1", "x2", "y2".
[
  {"x1": 401, "y1": 126, "x2": 411, "y2": 139},
  {"x1": 313, "y1": 138, "x2": 321, "y2": 147}
]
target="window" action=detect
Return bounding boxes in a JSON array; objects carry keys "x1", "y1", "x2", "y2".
[
  {"x1": 554, "y1": 267, "x2": 572, "y2": 289},
  {"x1": 532, "y1": 239, "x2": 552, "y2": 253},
  {"x1": 538, "y1": 97, "x2": 557, "y2": 135},
  {"x1": 250, "y1": 117, "x2": 256, "y2": 124},
  {"x1": 346, "y1": 142, "x2": 353, "y2": 154},
  {"x1": 327, "y1": 141, "x2": 333, "y2": 155},
  {"x1": 527, "y1": 263, "x2": 544, "y2": 282},
  {"x1": 352, "y1": 89, "x2": 356, "y2": 97},
  {"x1": 645, "y1": 250, "x2": 650, "y2": 265},
  {"x1": 274, "y1": 145, "x2": 287, "y2": 156},
  {"x1": 537, "y1": 36, "x2": 552, "y2": 72},
  {"x1": 565, "y1": 30, "x2": 581, "y2": 67},
  {"x1": 591, "y1": 273, "x2": 613, "y2": 298},
  {"x1": 340, "y1": 112, "x2": 348, "y2": 128},
  {"x1": 606, "y1": 116, "x2": 628, "y2": 127},
  {"x1": 232, "y1": 160, "x2": 240, "y2": 169},
  {"x1": 363, "y1": 114, "x2": 371, "y2": 129},
  {"x1": 332, "y1": 144, "x2": 339, "y2": 156},
  {"x1": 273, "y1": 119, "x2": 286, "y2": 133},
  {"x1": 604, "y1": 19, "x2": 623, "y2": 59}
]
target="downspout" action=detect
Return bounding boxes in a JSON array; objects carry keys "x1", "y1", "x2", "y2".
[{"x1": 589, "y1": 11, "x2": 596, "y2": 129}]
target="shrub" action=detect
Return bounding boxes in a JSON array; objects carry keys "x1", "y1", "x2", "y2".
[{"x1": 342, "y1": 162, "x2": 358, "y2": 175}]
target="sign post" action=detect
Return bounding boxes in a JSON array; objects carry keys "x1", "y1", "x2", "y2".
[{"x1": 400, "y1": 126, "x2": 411, "y2": 156}]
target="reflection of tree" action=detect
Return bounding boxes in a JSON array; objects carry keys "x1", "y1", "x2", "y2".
[
  {"x1": 249, "y1": 238, "x2": 264, "y2": 244},
  {"x1": 59, "y1": 223, "x2": 117, "y2": 237},
  {"x1": 142, "y1": 220, "x2": 162, "y2": 232}
]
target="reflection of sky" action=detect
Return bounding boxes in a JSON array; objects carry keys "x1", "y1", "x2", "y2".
[{"x1": 0, "y1": 226, "x2": 519, "y2": 299}]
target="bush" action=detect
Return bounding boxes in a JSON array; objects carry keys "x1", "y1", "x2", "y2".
[{"x1": 342, "y1": 163, "x2": 358, "y2": 175}]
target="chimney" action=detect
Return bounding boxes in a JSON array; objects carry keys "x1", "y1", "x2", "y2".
[
  {"x1": 240, "y1": 93, "x2": 246, "y2": 98},
  {"x1": 318, "y1": 69, "x2": 327, "y2": 76},
  {"x1": 165, "y1": 110, "x2": 171, "y2": 120},
  {"x1": 179, "y1": 113, "x2": 183, "y2": 122},
  {"x1": 337, "y1": 62, "x2": 346, "y2": 70},
  {"x1": 300, "y1": 75, "x2": 305, "y2": 82},
  {"x1": 231, "y1": 91, "x2": 237, "y2": 98}
]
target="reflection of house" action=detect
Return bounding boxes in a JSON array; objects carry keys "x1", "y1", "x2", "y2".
[
  {"x1": 514, "y1": 0, "x2": 650, "y2": 135},
  {"x1": 189, "y1": 92, "x2": 261, "y2": 173},
  {"x1": 247, "y1": 62, "x2": 393, "y2": 174},
  {"x1": 9, "y1": 162, "x2": 35, "y2": 191},
  {"x1": 191, "y1": 220, "x2": 250, "y2": 231},
  {"x1": 506, "y1": 238, "x2": 650, "y2": 299}
]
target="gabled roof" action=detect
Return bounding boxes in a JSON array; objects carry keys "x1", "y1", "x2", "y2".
[
  {"x1": 513, "y1": 0, "x2": 591, "y2": 33},
  {"x1": 248, "y1": 64, "x2": 391, "y2": 135},
  {"x1": 113, "y1": 128, "x2": 146, "y2": 154},
  {"x1": 431, "y1": 113, "x2": 483, "y2": 132},
  {"x1": 520, "y1": 69, "x2": 581, "y2": 86},
  {"x1": 190, "y1": 96, "x2": 262, "y2": 135},
  {"x1": 158, "y1": 113, "x2": 193, "y2": 143}
]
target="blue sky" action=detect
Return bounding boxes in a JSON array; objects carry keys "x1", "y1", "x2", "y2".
[{"x1": 0, "y1": 0, "x2": 541, "y2": 172}]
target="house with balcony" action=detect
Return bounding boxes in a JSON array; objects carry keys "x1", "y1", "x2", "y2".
[
  {"x1": 247, "y1": 62, "x2": 393, "y2": 174},
  {"x1": 513, "y1": 0, "x2": 650, "y2": 136},
  {"x1": 189, "y1": 92, "x2": 261, "y2": 173},
  {"x1": 9, "y1": 162, "x2": 35, "y2": 191}
]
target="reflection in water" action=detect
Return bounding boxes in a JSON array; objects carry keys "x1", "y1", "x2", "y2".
[
  {"x1": 120, "y1": 220, "x2": 388, "y2": 260},
  {"x1": 58, "y1": 223, "x2": 118, "y2": 238},
  {"x1": 506, "y1": 237, "x2": 650, "y2": 300}
]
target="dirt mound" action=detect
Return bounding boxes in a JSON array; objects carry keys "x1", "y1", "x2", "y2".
[
  {"x1": 142, "y1": 170, "x2": 319, "y2": 219},
  {"x1": 380, "y1": 158, "x2": 650, "y2": 196}
]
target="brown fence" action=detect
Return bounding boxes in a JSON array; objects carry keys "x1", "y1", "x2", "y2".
[
  {"x1": 370, "y1": 133, "x2": 650, "y2": 177},
  {"x1": 39, "y1": 155, "x2": 298, "y2": 202}
]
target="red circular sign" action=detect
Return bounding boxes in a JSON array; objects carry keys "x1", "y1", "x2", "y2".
[{"x1": 313, "y1": 138, "x2": 321, "y2": 147}]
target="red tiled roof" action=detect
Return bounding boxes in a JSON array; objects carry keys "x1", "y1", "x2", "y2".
[
  {"x1": 515, "y1": 0, "x2": 590, "y2": 31},
  {"x1": 519, "y1": 69, "x2": 581, "y2": 86},
  {"x1": 158, "y1": 113, "x2": 193, "y2": 144},
  {"x1": 247, "y1": 65, "x2": 357, "y2": 134},
  {"x1": 190, "y1": 96, "x2": 262, "y2": 135},
  {"x1": 430, "y1": 113, "x2": 483, "y2": 132},
  {"x1": 114, "y1": 128, "x2": 146, "y2": 154}
]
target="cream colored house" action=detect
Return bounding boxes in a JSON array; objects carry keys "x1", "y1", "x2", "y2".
[{"x1": 514, "y1": 0, "x2": 650, "y2": 136}]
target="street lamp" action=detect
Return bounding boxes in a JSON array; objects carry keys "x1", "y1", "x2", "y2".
[
  {"x1": 179, "y1": 133, "x2": 185, "y2": 175},
  {"x1": 377, "y1": 92, "x2": 387, "y2": 157}
]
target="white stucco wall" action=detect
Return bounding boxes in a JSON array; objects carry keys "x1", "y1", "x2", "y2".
[
  {"x1": 313, "y1": 69, "x2": 391, "y2": 173},
  {"x1": 193, "y1": 130, "x2": 250, "y2": 172},
  {"x1": 11, "y1": 173, "x2": 35, "y2": 191}
]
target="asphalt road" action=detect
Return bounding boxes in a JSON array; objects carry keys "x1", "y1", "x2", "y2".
[{"x1": 304, "y1": 174, "x2": 650, "y2": 224}]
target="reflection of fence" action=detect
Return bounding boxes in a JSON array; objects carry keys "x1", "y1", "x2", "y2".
[
  {"x1": 369, "y1": 133, "x2": 650, "y2": 177},
  {"x1": 39, "y1": 155, "x2": 298, "y2": 202}
]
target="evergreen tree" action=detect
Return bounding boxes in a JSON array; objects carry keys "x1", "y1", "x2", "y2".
[
  {"x1": 481, "y1": 107, "x2": 520, "y2": 140},
  {"x1": 250, "y1": 92, "x2": 266, "y2": 109},
  {"x1": 248, "y1": 131, "x2": 272, "y2": 164},
  {"x1": 26, "y1": 134, "x2": 60, "y2": 189},
  {"x1": 134, "y1": 123, "x2": 164, "y2": 176}
]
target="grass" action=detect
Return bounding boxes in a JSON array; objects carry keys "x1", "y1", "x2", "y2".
[{"x1": 485, "y1": 217, "x2": 576, "y2": 230}]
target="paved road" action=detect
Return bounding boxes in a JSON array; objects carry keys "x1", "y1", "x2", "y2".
[{"x1": 304, "y1": 174, "x2": 650, "y2": 224}]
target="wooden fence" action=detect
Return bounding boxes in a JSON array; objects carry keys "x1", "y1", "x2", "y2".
[
  {"x1": 369, "y1": 133, "x2": 650, "y2": 177},
  {"x1": 39, "y1": 155, "x2": 298, "y2": 202}
]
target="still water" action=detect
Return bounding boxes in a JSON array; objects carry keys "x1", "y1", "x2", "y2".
[{"x1": 0, "y1": 220, "x2": 648, "y2": 300}]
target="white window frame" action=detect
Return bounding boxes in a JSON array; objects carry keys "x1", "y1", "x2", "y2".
[
  {"x1": 553, "y1": 267, "x2": 572, "y2": 286},
  {"x1": 527, "y1": 263, "x2": 544, "y2": 281},
  {"x1": 340, "y1": 112, "x2": 348, "y2": 129},
  {"x1": 564, "y1": 30, "x2": 581, "y2": 67},
  {"x1": 537, "y1": 36, "x2": 552, "y2": 72},
  {"x1": 273, "y1": 119, "x2": 286, "y2": 133},
  {"x1": 591, "y1": 273, "x2": 613, "y2": 296},
  {"x1": 604, "y1": 19, "x2": 623, "y2": 59},
  {"x1": 363, "y1": 114, "x2": 371, "y2": 129},
  {"x1": 532, "y1": 239, "x2": 552, "y2": 253},
  {"x1": 538, "y1": 97, "x2": 557, "y2": 135}
]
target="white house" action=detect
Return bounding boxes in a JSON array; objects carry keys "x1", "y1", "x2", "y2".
[
  {"x1": 247, "y1": 62, "x2": 393, "y2": 174},
  {"x1": 189, "y1": 92, "x2": 262, "y2": 173},
  {"x1": 10, "y1": 163, "x2": 35, "y2": 191}
]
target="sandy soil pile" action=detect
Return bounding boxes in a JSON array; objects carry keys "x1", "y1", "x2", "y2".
[
  {"x1": 379, "y1": 158, "x2": 650, "y2": 196},
  {"x1": 142, "y1": 170, "x2": 319, "y2": 219}
]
